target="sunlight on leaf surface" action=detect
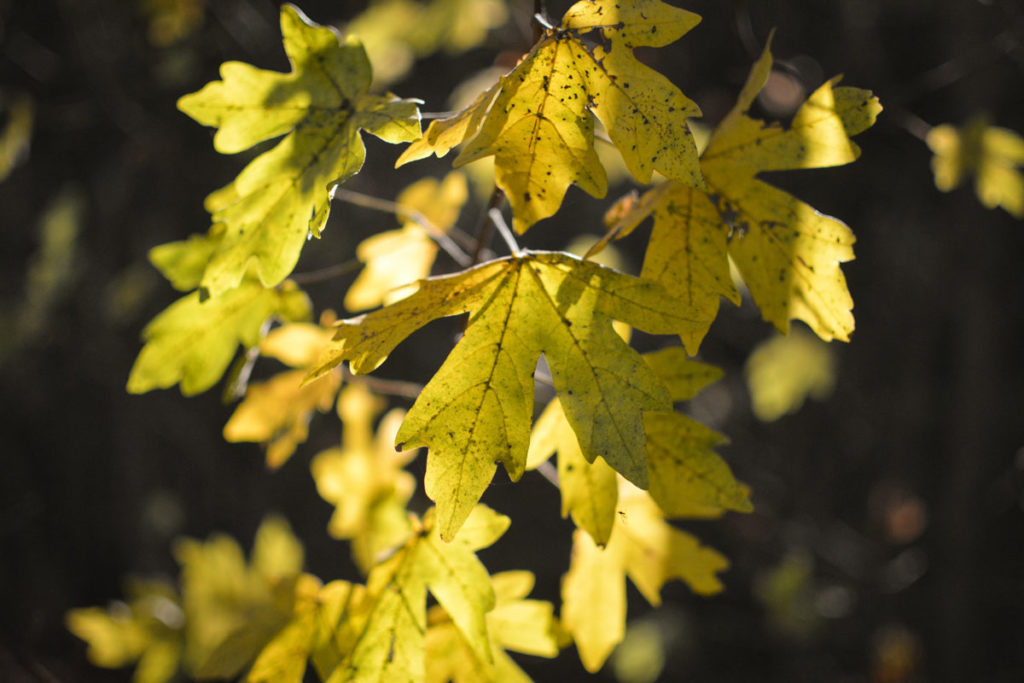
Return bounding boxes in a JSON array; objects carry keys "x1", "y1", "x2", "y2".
[
  {"x1": 178, "y1": 4, "x2": 421, "y2": 298},
  {"x1": 745, "y1": 327, "x2": 836, "y2": 421}
]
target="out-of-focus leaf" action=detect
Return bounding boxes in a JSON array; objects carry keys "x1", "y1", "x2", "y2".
[
  {"x1": 561, "y1": 484, "x2": 729, "y2": 672},
  {"x1": 346, "y1": 171, "x2": 469, "y2": 311},
  {"x1": 424, "y1": 570, "x2": 559, "y2": 683},
  {"x1": 927, "y1": 115, "x2": 1024, "y2": 218},
  {"x1": 0, "y1": 93, "x2": 33, "y2": 180},
  {"x1": 311, "y1": 384, "x2": 418, "y2": 573},
  {"x1": 745, "y1": 327, "x2": 836, "y2": 421}
]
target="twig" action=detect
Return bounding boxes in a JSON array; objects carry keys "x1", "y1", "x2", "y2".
[
  {"x1": 488, "y1": 208, "x2": 522, "y2": 256},
  {"x1": 535, "y1": 460, "x2": 560, "y2": 488},
  {"x1": 334, "y1": 187, "x2": 472, "y2": 267},
  {"x1": 342, "y1": 365, "x2": 423, "y2": 399},
  {"x1": 289, "y1": 258, "x2": 362, "y2": 285},
  {"x1": 470, "y1": 188, "x2": 505, "y2": 264}
]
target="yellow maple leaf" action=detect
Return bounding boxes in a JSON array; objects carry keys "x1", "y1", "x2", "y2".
[
  {"x1": 745, "y1": 327, "x2": 836, "y2": 421},
  {"x1": 309, "y1": 251, "x2": 702, "y2": 540},
  {"x1": 604, "y1": 41, "x2": 881, "y2": 352},
  {"x1": 424, "y1": 570, "x2": 560, "y2": 683},
  {"x1": 223, "y1": 320, "x2": 340, "y2": 468},
  {"x1": 560, "y1": 484, "x2": 729, "y2": 672},
  {"x1": 326, "y1": 505, "x2": 509, "y2": 682},
  {"x1": 927, "y1": 115, "x2": 1024, "y2": 218},
  {"x1": 311, "y1": 383, "x2": 419, "y2": 573},
  {"x1": 66, "y1": 579, "x2": 184, "y2": 683},
  {"x1": 345, "y1": 171, "x2": 469, "y2": 311},
  {"x1": 177, "y1": 4, "x2": 421, "y2": 299},
  {"x1": 397, "y1": 0, "x2": 703, "y2": 233}
]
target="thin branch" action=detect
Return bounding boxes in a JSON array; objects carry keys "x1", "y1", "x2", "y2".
[
  {"x1": 334, "y1": 187, "x2": 472, "y2": 267},
  {"x1": 535, "y1": 460, "x2": 560, "y2": 488},
  {"x1": 342, "y1": 365, "x2": 423, "y2": 399},
  {"x1": 289, "y1": 258, "x2": 362, "y2": 285},
  {"x1": 470, "y1": 188, "x2": 505, "y2": 264},
  {"x1": 489, "y1": 207, "x2": 522, "y2": 256}
]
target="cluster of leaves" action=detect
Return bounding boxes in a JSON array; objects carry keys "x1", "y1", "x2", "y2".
[{"x1": 72, "y1": 1, "x2": 881, "y2": 680}]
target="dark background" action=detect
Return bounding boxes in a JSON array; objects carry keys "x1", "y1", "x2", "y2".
[{"x1": 3, "y1": 0, "x2": 1024, "y2": 681}]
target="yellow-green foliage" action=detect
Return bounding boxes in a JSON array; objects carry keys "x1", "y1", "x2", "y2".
[{"x1": 76, "y1": 1, "x2": 881, "y2": 680}]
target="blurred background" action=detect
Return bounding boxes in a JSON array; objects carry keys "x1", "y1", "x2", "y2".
[{"x1": 2, "y1": 0, "x2": 1024, "y2": 680}]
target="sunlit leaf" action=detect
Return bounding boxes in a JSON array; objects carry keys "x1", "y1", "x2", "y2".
[
  {"x1": 346, "y1": 171, "x2": 469, "y2": 311},
  {"x1": 223, "y1": 320, "x2": 340, "y2": 468},
  {"x1": 149, "y1": 233, "x2": 219, "y2": 292},
  {"x1": 927, "y1": 115, "x2": 1024, "y2": 218},
  {"x1": 327, "y1": 505, "x2": 509, "y2": 682},
  {"x1": 561, "y1": 484, "x2": 729, "y2": 672},
  {"x1": 0, "y1": 92, "x2": 33, "y2": 181},
  {"x1": 310, "y1": 251, "x2": 703, "y2": 540},
  {"x1": 127, "y1": 280, "x2": 311, "y2": 395},
  {"x1": 175, "y1": 516, "x2": 304, "y2": 678},
  {"x1": 66, "y1": 580, "x2": 184, "y2": 683},
  {"x1": 311, "y1": 384, "x2": 419, "y2": 573},
  {"x1": 399, "y1": 0, "x2": 703, "y2": 232},
  {"x1": 424, "y1": 570, "x2": 559, "y2": 683},
  {"x1": 178, "y1": 4, "x2": 421, "y2": 298},
  {"x1": 745, "y1": 327, "x2": 836, "y2": 421},
  {"x1": 605, "y1": 41, "x2": 880, "y2": 351}
]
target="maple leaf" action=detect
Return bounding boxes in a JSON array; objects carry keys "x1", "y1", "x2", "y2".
[
  {"x1": 66, "y1": 579, "x2": 184, "y2": 683},
  {"x1": 528, "y1": 346, "x2": 748, "y2": 544},
  {"x1": 424, "y1": 570, "x2": 559, "y2": 683},
  {"x1": 345, "y1": 171, "x2": 469, "y2": 311},
  {"x1": 174, "y1": 516, "x2": 305, "y2": 678},
  {"x1": 745, "y1": 327, "x2": 836, "y2": 421},
  {"x1": 309, "y1": 251, "x2": 701, "y2": 540},
  {"x1": 177, "y1": 4, "x2": 421, "y2": 299},
  {"x1": 311, "y1": 384, "x2": 419, "y2": 573},
  {"x1": 127, "y1": 280, "x2": 311, "y2": 396},
  {"x1": 603, "y1": 41, "x2": 881, "y2": 351},
  {"x1": 927, "y1": 115, "x2": 1024, "y2": 218},
  {"x1": 223, "y1": 321, "x2": 341, "y2": 468},
  {"x1": 560, "y1": 484, "x2": 729, "y2": 672},
  {"x1": 326, "y1": 505, "x2": 509, "y2": 682},
  {"x1": 397, "y1": 0, "x2": 703, "y2": 233},
  {"x1": 148, "y1": 233, "x2": 219, "y2": 292}
]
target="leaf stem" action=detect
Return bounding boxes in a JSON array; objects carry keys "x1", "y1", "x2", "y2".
[
  {"x1": 289, "y1": 258, "x2": 362, "y2": 285},
  {"x1": 342, "y1": 365, "x2": 423, "y2": 399},
  {"x1": 334, "y1": 188, "x2": 472, "y2": 267},
  {"x1": 470, "y1": 188, "x2": 505, "y2": 264},
  {"x1": 488, "y1": 208, "x2": 522, "y2": 256},
  {"x1": 535, "y1": 460, "x2": 560, "y2": 488}
]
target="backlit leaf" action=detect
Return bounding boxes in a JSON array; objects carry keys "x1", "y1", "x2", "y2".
[
  {"x1": 178, "y1": 4, "x2": 421, "y2": 298},
  {"x1": 399, "y1": 0, "x2": 703, "y2": 232},
  {"x1": 424, "y1": 570, "x2": 559, "y2": 683},
  {"x1": 346, "y1": 171, "x2": 469, "y2": 311},
  {"x1": 127, "y1": 280, "x2": 311, "y2": 396},
  {"x1": 328, "y1": 505, "x2": 508, "y2": 682},
  {"x1": 606, "y1": 42, "x2": 880, "y2": 351},
  {"x1": 561, "y1": 484, "x2": 729, "y2": 672},
  {"x1": 311, "y1": 384, "x2": 418, "y2": 573},
  {"x1": 310, "y1": 251, "x2": 701, "y2": 540}
]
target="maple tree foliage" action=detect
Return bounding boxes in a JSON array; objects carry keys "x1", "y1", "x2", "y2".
[{"x1": 71, "y1": 1, "x2": 882, "y2": 681}]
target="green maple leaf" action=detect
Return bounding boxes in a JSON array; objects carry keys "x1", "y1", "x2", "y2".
[
  {"x1": 326, "y1": 505, "x2": 509, "y2": 682},
  {"x1": 127, "y1": 280, "x2": 311, "y2": 396},
  {"x1": 602, "y1": 41, "x2": 881, "y2": 351},
  {"x1": 397, "y1": 0, "x2": 703, "y2": 232},
  {"x1": 309, "y1": 252, "x2": 700, "y2": 540},
  {"x1": 178, "y1": 4, "x2": 421, "y2": 298}
]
